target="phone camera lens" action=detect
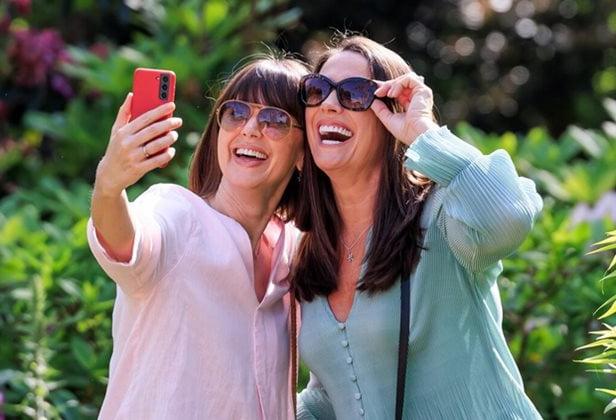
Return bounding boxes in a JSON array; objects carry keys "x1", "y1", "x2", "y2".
[
  {"x1": 161, "y1": 92, "x2": 168, "y2": 99},
  {"x1": 161, "y1": 84, "x2": 168, "y2": 91},
  {"x1": 162, "y1": 75, "x2": 169, "y2": 83}
]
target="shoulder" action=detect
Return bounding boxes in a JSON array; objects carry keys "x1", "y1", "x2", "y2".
[{"x1": 132, "y1": 183, "x2": 206, "y2": 227}]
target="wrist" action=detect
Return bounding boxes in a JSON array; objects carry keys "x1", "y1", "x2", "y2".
[
  {"x1": 93, "y1": 178, "x2": 124, "y2": 199},
  {"x1": 408, "y1": 119, "x2": 439, "y2": 145}
]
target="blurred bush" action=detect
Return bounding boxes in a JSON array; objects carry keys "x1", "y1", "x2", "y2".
[
  {"x1": 0, "y1": 0, "x2": 615, "y2": 418},
  {"x1": 283, "y1": 0, "x2": 616, "y2": 136},
  {"x1": 0, "y1": 0, "x2": 302, "y2": 417}
]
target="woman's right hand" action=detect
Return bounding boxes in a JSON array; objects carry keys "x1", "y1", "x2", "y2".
[{"x1": 94, "y1": 93, "x2": 183, "y2": 197}]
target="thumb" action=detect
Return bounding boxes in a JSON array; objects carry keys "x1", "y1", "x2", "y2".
[{"x1": 111, "y1": 92, "x2": 133, "y2": 135}]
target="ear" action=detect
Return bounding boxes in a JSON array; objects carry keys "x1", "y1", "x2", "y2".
[{"x1": 295, "y1": 147, "x2": 305, "y2": 172}]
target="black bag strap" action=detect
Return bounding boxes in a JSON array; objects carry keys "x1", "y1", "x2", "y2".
[{"x1": 395, "y1": 277, "x2": 410, "y2": 420}]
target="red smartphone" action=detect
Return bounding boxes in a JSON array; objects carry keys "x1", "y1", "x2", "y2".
[{"x1": 130, "y1": 67, "x2": 176, "y2": 122}]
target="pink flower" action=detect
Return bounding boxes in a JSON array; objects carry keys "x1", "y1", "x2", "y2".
[
  {"x1": 7, "y1": 28, "x2": 65, "y2": 87},
  {"x1": 51, "y1": 73, "x2": 74, "y2": 98},
  {"x1": 9, "y1": 0, "x2": 31, "y2": 15},
  {"x1": 0, "y1": 100, "x2": 8, "y2": 121},
  {"x1": 89, "y1": 42, "x2": 110, "y2": 60},
  {"x1": 0, "y1": 16, "x2": 10, "y2": 34}
]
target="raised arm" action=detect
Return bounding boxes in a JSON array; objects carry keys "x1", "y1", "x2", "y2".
[
  {"x1": 91, "y1": 93, "x2": 181, "y2": 262},
  {"x1": 404, "y1": 126, "x2": 542, "y2": 271},
  {"x1": 371, "y1": 72, "x2": 542, "y2": 272}
]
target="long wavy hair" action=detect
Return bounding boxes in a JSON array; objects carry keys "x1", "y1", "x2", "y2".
[
  {"x1": 188, "y1": 56, "x2": 308, "y2": 221},
  {"x1": 292, "y1": 35, "x2": 434, "y2": 301}
]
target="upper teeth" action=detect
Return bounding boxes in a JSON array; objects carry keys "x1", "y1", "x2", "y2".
[
  {"x1": 319, "y1": 125, "x2": 352, "y2": 137},
  {"x1": 236, "y1": 148, "x2": 267, "y2": 159}
]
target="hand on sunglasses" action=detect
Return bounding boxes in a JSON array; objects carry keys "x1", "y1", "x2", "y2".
[{"x1": 370, "y1": 72, "x2": 439, "y2": 146}]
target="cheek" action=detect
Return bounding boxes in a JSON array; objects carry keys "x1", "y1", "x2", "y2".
[{"x1": 216, "y1": 134, "x2": 231, "y2": 165}]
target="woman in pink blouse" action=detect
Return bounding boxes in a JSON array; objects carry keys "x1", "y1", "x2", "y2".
[{"x1": 87, "y1": 57, "x2": 306, "y2": 419}]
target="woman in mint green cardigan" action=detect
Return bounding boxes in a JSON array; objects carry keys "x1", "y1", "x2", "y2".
[{"x1": 292, "y1": 35, "x2": 543, "y2": 419}]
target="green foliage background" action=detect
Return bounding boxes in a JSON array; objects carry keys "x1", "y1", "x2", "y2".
[{"x1": 0, "y1": 0, "x2": 615, "y2": 418}]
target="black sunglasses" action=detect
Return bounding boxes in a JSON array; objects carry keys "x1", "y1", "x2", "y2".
[
  {"x1": 216, "y1": 100, "x2": 301, "y2": 141},
  {"x1": 300, "y1": 74, "x2": 379, "y2": 111}
]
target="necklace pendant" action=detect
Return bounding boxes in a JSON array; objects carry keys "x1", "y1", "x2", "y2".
[{"x1": 346, "y1": 252, "x2": 354, "y2": 263}]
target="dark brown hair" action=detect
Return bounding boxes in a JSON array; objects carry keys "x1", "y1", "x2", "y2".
[
  {"x1": 293, "y1": 35, "x2": 434, "y2": 301},
  {"x1": 188, "y1": 56, "x2": 308, "y2": 221}
]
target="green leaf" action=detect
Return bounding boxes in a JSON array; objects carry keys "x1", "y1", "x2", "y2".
[
  {"x1": 599, "y1": 299, "x2": 616, "y2": 319},
  {"x1": 71, "y1": 337, "x2": 96, "y2": 370},
  {"x1": 576, "y1": 339, "x2": 616, "y2": 351},
  {"x1": 597, "y1": 388, "x2": 616, "y2": 397}
]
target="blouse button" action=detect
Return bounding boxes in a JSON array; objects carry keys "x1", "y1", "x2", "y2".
[
  {"x1": 341, "y1": 340, "x2": 349, "y2": 347},
  {"x1": 350, "y1": 374, "x2": 357, "y2": 382},
  {"x1": 346, "y1": 356, "x2": 353, "y2": 364},
  {"x1": 355, "y1": 392, "x2": 362, "y2": 400},
  {"x1": 338, "y1": 322, "x2": 346, "y2": 330},
  {"x1": 359, "y1": 408, "x2": 365, "y2": 416}
]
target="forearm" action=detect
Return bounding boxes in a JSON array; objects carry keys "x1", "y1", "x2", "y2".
[{"x1": 91, "y1": 185, "x2": 135, "y2": 263}]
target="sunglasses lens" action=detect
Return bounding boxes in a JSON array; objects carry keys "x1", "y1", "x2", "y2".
[
  {"x1": 258, "y1": 107, "x2": 292, "y2": 140},
  {"x1": 218, "y1": 101, "x2": 251, "y2": 130},
  {"x1": 338, "y1": 78, "x2": 377, "y2": 111},
  {"x1": 302, "y1": 76, "x2": 332, "y2": 106}
]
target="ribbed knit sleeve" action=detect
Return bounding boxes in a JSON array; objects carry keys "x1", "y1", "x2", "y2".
[
  {"x1": 297, "y1": 373, "x2": 336, "y2": 420},
  {"x1": 404, "y1": 126, "x2": 543, "y2": 272}
]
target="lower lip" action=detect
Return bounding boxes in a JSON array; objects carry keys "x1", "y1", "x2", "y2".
[{"x1": 233, "y1": 154, "x2": 267, "y2": 167}]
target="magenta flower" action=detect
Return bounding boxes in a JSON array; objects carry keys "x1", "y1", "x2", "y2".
[
  {"x1": 9, "y1": 0, "x2": 31, "y2": 15},
  {"x1": 7, "y1": 28, "x2": 66, "y2": 87},
  {"x1": 0, "y1": 390, "x2": 4, "y2": 420},
  {"x1": 0, "y1": 100, "x2": 8, "y2": 122}
]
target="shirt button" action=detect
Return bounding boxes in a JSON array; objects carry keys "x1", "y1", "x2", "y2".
[
  {"x1": 338, "y1": 322, "x2": 346, "y2": 330},
  {"x1": 355, "y1": 392, "x2": 362, "y2": 400},
  {"x1": 341, "y1": 340, "x2": 349, "y2": 347},
  {"x1": 350, "y1": 374, "x2": 357, "y2": 382},
  {"x1": 359, "y1": 408, "x2": 365, "y2": 416},
  {"x1": 346, "y1": 356, "x2": 353, "y2": 364}
]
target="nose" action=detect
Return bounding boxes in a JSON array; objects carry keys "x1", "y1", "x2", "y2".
[
  {"x1": 320, "y1": 89, "x2": 342, "y2": 114},
  {"x1": 240, "y1": 113, "x2": 262, "y2": 138}
]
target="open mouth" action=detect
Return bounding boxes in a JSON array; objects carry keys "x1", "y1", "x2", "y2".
[
  {"x1": 234, "y1": 147, "x2": 268, "y2": 161},
  {"x1": 318, "y1": 124, "x2": 353, "y2": 145}
]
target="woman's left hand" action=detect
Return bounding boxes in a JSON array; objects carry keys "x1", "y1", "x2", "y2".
[{"x1": 370, "y1": 72, "x2": 439, "y2": 146}]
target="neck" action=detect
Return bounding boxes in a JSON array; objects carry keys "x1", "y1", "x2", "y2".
[
  {"x1": 208, "y1": 179, "x2": 283, "y2": 251},
  {"x1": 329, "y1": 168, "x2": 380, "y2": 233}
]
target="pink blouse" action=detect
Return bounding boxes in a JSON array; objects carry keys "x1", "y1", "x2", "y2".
[{"x1": 87, "y1": 184, "x2": 298, "y2": 420}]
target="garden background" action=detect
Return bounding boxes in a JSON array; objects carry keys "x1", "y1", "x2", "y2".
[{"x1": 1, "y1": 0, "x2": 615, "y2": 418}]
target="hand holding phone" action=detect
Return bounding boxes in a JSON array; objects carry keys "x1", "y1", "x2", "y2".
[{"x1": 94, "y1": 69, "x2": 182, "y2": 198}]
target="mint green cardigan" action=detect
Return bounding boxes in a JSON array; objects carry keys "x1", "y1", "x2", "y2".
[{"x1": 297, "y1": 126, "x2": 543, "y2": 419}]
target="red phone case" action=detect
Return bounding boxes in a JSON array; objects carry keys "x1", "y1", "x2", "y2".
[{"x1": 130, "y1": 68, "x2": 176, "y2": 121}]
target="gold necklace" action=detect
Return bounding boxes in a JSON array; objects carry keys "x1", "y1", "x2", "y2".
[{"x1": 341, "y1": 225, "x2": 372, "y2": 263}]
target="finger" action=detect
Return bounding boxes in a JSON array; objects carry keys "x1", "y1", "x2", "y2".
[
  {"x1": 124, "y1": 102, "x2": 176, "y2": 135},
  {"x1": 406, "y1": 88, "x2": 434, "y2": 118},
  {"x1": 111, "y1": 93, "x2": 133, "y2": 136},
  {"x1": 370, "y1": 99, "x2": 396, "y2": 131},
  {"x1": 374, "y1": 81, "x2": 393, "y2": 97},
  {"x1": 129, "y1": 117, "x2": 183, "y2": 148},
  {"x1": 143, "y1": 131, "x2": 179, "y2": 156},
  {"x1": 141, "y1": 147, "x2": 176, "y2": 172}
]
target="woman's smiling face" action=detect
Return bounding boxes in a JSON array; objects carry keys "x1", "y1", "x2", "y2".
[
  {"x1": 305, "y1": 51, "x2": 387, "y2": 178},
  {"x1": 216, "y1": 98, "x2": 304, "y2": 193}
]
